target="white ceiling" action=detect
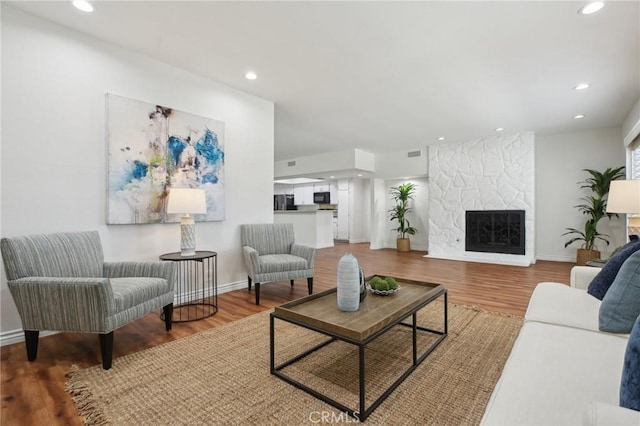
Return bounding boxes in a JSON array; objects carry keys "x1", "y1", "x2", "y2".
[{"x1": 8, "y1": 1, "x2": 640, "y2": 161}]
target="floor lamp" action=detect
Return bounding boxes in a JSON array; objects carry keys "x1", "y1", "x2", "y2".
[
  {"x1": 167, "y1": 188, "x2": 207, "y2": 256},
  {"x1": 606, "y1": 180, "x2": 640, "y2": 242}
]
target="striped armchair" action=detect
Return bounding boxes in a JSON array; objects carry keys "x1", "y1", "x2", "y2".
[
  {"x1": 241, "y1": 223, "x2": 316, "y2": 305},
  {"x1": 1, "y1": 231, "x2": 175, "y2": 369}
]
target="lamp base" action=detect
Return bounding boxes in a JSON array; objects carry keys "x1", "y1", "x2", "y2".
[
  {"x1": 181, "y1": 247, "x2": 196, "y2": 257},
  {"x1": 180, "y1": 215, "x2": 196, "y2": 257}
]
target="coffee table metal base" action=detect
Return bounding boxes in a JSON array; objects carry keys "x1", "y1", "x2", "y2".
[{"x1": 270, "y1": 290, "x2": 447, "y2": 421}]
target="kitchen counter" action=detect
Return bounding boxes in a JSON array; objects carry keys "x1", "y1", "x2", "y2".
[{"x1": 274, "y1": 210, "x2": 334, "y2": 249}]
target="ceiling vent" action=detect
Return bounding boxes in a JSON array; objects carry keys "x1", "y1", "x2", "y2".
[
  {"x1": 407, "y1": 150, "x2": 422, "y2": 158},
  {"x1": 287, "y1": 161, "x2": 296, "y2": 167}
]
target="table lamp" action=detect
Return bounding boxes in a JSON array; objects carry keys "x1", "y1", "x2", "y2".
[
  {"x1": 606, "y1": 180, "x2": 640, "y2": 241},
  {"x1": 167, "y1": 188, "x2": 207, "y2": 256}
]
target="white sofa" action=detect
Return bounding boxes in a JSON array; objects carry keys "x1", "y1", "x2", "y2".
[{"x1": 481, "y1": 266, "x2": 640, "y2": 425}]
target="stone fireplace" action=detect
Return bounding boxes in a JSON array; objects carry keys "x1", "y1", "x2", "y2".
[{"x1": 427, "y1": 132, "x2": 535, "y2": 266}]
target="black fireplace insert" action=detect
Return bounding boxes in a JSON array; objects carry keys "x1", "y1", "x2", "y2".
[{"x1": 465, "y1": 210, "x2": 525, "y2": 255}]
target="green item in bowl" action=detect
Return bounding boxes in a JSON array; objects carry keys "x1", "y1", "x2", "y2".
[
  {"x1": 375, "y1": 280, "x2": 389, "y2": 291},
  {"x1": 369, "y1": 276, "x2": 385, "y2": 288},
  {"x1": 385, "y1": 277, "x2": 398, "y2": 290}
]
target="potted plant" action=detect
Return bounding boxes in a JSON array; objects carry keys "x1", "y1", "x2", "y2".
[
  {"x1": 389, "y1": 182, "x2": 418, "y2": 252},
  {"x1": 562, "y1": 166, "x2": 625, "y2": 265}
]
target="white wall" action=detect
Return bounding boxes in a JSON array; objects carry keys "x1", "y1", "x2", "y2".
[
  {"x1": 274, "y1": 148, "x2": 375, "y2": 179},
  {"x1": 369, "y1": 177, "x2": 429, "y2": 251},
  {"x1": 623, "y1": 97, "x2": 640, "y2": 145},
  {"x1": 349, "y1": 178, "x2": 371, "y2": 244},
  {"x1": 1, "y1": 6, "x2": 274, "y2": 337},
  {"x1": 536, "y1": 127, "x2": 626, "y2": 261},
  {"x1": 369, "y1": 179, "x2": 388, "y2": 249},
  {"x1": 373, "y1": 147, "x2": 428, "y2": 180},
  {"x1": 428, "y1": 132, "x2": 535, "y2": 266}
]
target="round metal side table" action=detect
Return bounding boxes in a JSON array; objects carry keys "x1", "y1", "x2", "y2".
[{"x1": 160, "y1": 250, "x2": 218, "y2": 322}]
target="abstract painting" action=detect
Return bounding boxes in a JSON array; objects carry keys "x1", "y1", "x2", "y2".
[{"x1": 107, "y1": 94, "x2": 225, "y2": 224}]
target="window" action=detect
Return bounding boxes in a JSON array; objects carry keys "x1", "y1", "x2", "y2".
[{"x1": 631, "y1": 138, "x2": 640, "y2": 179}]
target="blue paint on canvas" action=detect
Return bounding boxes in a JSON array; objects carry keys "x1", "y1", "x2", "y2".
[
  {"x1": 168, "y1": 136, "x2": 187, "y2": 167},
  {"x1": 196, "y1": 128, "x2": 224, "y2": 163},
  {"x1": 196, "y1": 128, "x2": 225, "y2": 184},
  {"x1": 132, "y1": 160, "x2": 149, "y2": 180}
]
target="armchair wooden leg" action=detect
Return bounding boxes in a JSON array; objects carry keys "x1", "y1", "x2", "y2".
[
  {"x1": 255, "y1": 282, "x2": 261, "y2": 305},
  {"x1": 248, "y1": 276, "x2": 252, "y2": 291},
  {"x1": 290, "y1": 279, "x2": 294, "y2": 287},
  {"x1": 307, "y1": 277, "x2": 314, "y2": 295},
  {"x1": 24, "y1": 330, "x2": 39, "y2": 362},
  {"x1": 99, "y1": 332, "x2": 114, "y2": 370},
  {"x1": 163, "y1": 303, "x2": 173, "y2": 331}
]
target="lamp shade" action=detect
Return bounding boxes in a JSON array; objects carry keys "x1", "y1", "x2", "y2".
[
  {"x1": 167, "y1": 188, "x2": 207, "y2": 215},
  {"x1": 607, "y1": 180, "x2": 640, "y2": 213}
]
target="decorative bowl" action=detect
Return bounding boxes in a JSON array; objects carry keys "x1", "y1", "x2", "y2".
[{"x1": 366, "y1": 284, "x2": 400, "y2": 296}]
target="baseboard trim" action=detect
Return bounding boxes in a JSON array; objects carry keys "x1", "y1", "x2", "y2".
[
  {"x1": 1, "y1": 329, "x2": 58, "y2": 348},
  {"x1": 218, "y1": 280, "x2": 248, "y2": 294},
  {"x1": 348, "y1": 238, "x2": 368, "y2": 244},
  {"x1": 424, "y1": 253, "x2": 533, "y2": 267},
  {"x1": 535, "y1": 254, "x2": 576, "y2": 262}
]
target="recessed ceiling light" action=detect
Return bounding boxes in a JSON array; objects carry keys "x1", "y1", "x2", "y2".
[
  {"x1": 574, "y1": 83, "x2": 590, "y2": 90},
  {"x1": 437, "y1": 137, "x2": 445, "y2": 141},
  {"x1": 574, "y1": 114, "x2": 586, "y2": 119},
  {"x1": 357, "y1": 174, "x2": 363, "y2": 177},
  {"x1": 245, "y1": 71, "x2": 257, "y2": 80},
  {"x1": 72, "y1": 0, "x2": 94, "y2": 12},
  {"x1": 495, "y1": 128, "x2": 504, "y2": 132},
  {"x1": 578, "y1": 1, "x2": 604, "y2": 15},
  {"x1": 330, "y1": 175, "x2": 335, "y2": 179}
]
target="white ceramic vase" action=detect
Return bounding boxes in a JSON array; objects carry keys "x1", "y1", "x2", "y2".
[{"x1": 337, "y1": 253, "x2": 361, "y2": 312}]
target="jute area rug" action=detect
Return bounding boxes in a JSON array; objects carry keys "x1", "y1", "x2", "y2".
[{"x1": 66, "y1": 302, "x2": 522, "y2": 425}]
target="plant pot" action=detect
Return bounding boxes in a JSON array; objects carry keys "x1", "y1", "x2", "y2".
[
  {"x1": 576, "y1": 248, "x2": 601, "y2": 265},
  {"x1": 396, "y1": 238, "x2": 411, "y2": 252}
]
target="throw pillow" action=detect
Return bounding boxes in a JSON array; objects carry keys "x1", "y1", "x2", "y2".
[
  {"x1": 599, "y1": 250, "x2": 640, "y2": 333},
  {"x1": 620, "y1": 314, "x2": 640, "y2": 411},
  {"x1": 589, "y1": 240, "x2": 640, "y2": 300}
]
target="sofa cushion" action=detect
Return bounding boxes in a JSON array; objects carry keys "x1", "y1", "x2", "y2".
[
  {"x1": 620, "y1": 314, "x2": 640, "y2": 411},
  {"x1": 525, "y1": 282, "x2": 602, "y2": 332},
  {"x1": 582, "y1": 401, "x2": 640, "y2": 425},
  {"x1": 258, "y1": 254, "x2": 308, "y2": 273},
  {"x1": 599, "y1": 251, "x2": 640, "y2": 333},
  {"x1": 481, "y1": 322, "x2": 628, "y2": 425},
  {"x1": 588, "y1": 240, "x2": 640, "y2": 300},
  {"x1": 110, "y1": 277, "x2": 171, "y2": 312}
]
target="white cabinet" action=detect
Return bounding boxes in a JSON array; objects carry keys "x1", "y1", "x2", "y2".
[
  {"x1": 293, "y1": 186, "x2": 304, "y2": 205},
  {"x1": 330, "y1": 181, "x2": 339, "y2": 204},
  {"x1": 274, "y1": 184, "x2": 286, "y2": 195},
  {"x1": 293, "y1": 184, "x2": 315, "y2": 205},
  {"x1": 313, "y1": 183, "x2": 329, "y2": 193},
  {"x1": 302, "y1": 185, "x2": 314, "y2": 204}
]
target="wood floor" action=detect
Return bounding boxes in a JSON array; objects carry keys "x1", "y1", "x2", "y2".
[{"x1": 1, "y1": 243, "x2": 575, "y2": 425}]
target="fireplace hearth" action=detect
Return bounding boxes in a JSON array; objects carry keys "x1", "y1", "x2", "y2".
[{"x1": 465, "y1": 210, "x2": 525, "y2": 255}]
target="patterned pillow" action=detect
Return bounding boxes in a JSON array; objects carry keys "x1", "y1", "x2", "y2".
[
  {"x1": 588, "y1": 240, "x2": 640, "y2": 300},
  {"x1": 599, "y1": 250, "x2": 640, "y2": 333},
  {"x1": 620, "y1": 314, "x2": 640, "y2": 411}
]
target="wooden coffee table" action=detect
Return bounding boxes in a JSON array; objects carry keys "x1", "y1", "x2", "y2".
[{"x1": 270, "y1": 277, "x2": 447, "y2": 421}]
